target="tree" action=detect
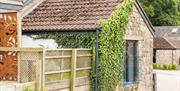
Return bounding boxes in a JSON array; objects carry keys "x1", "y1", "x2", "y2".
[{"x1": 140, "y1": 0, "x2": 180, "y2": 26}]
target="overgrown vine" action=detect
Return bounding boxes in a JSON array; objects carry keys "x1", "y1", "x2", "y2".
[
  {"x1": 99, "y1": 0, "x2": 135, "y2": 90},
  {"x1": 31, "y1": 32, "x2": 96, "y2": 48}
]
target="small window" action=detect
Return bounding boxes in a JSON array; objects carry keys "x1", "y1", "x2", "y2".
[
  {"x1": 124, "y1": 40, "x2": 138, "y2": 86},
  {"x1": 179, "y1": 58, "x2": 180, "y2": 65},
  {"x1": 153, "y1": 49, "x2": 156, "y2": 63}
]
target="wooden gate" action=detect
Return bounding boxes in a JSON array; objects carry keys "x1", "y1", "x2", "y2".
[{"x1": 0, "y1": 13, "x2": 18, "y2": 81}]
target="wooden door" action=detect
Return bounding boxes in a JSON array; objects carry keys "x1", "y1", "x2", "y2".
[{"x1": 0, "y1": 13, "x2": 18, "y2": 81}]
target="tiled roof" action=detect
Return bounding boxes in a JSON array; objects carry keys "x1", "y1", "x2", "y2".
[
  {"x1": 166, "y1": 37, "x2": 180, "y2": 49},
  {"x1": 154, "y1": 37, "x2": 180, "y2": 49},
  {"x1": 154, "y1": 37, "x2": 175, "y2": 49},
  {"x1": 154, "y1": 26, "x2": 180, "y2": 49},
  {"x1": 154, "y1": 26, "x2": 180, "y2": 37},
  {"x1": 22, "y1": 0, "x2": 123, "y2": 31}
]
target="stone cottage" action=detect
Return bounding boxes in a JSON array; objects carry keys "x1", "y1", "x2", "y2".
[
  {"x1": 154, "y1": 26, "x2": 180, "y2": 66},
  {"x1": 21, "y1": 0, "x2": 154, "y2": 91}
]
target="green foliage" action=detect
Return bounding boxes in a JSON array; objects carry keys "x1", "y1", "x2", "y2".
[
  {"x1": 163, "y1": 65, "x2": 168, "y2": 70},
  {"x1": 153, "y1": 63, "x2": 158, "y2": 69},
  {"x1": 140, "y1": 0, "x2": 180, "y2": 26},
  {"x1": 23, "y1": 86, "x2": 46, "y2": 91},
  {"x1": 33, "y1": 32, "x2": 96, "y2": 48},
  {"x1": 153, "y1": 63, "x2": 177, "y2": 70},
  {"x1": 99, "y1": 0, "x2": 135, "y2": 90},
  {"x1": 171, "y1": 64, "x2": 177, "y2": 70},
  {"x1": 23, "y1": 86, "x2": 33, "y2": 91}
]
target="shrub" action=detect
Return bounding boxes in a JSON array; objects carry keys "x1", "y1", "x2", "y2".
[
  {"x1": 153, "y1": 64, "x2": 158, "y2": 69},
  {"x1": 23, "y1": 87, "x2": 33, "y2": 91},
  {"x1": 23, "y1": 86, "x2": 46, "y2": 91},
  {"x1": 163, "y1": 64, "x2": 168, "y2": 70},
  {"x1": 168, "y1": 65, "x2": 172, "y2": 70},
  {"x1": 171, "y1": 64, "x2": 177, "y2": 70},
  {"x1": 153, "y1": 64, "x2": 177, "y2": 70},
  {"x1": 157, "y1": 64, "x2": 162, "y2": 69}
]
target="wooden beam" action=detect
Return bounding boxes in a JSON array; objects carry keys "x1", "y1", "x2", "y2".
[
  {"x1": 45, "y1": 70, "x2": 71, "y2": 75},
  {"x1": 0, "y1": 47, "x2": 43, "y2": 52},
  {"x1": 45, "y1": 55, "x2": 72, "y2": 59},
  {"x1": 17, "y1": 11, "x2": 22, "y2": 48},
  {"x1": 71, "y1": 49, "x2": 77, "y2": 91},
  {"x1": 42, "y1": 48, "x2": 46, "y2": 88}
]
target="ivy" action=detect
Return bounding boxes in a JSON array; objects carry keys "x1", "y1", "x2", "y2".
[
  {"x1": 99, "y1": 0, "x2": 135, "y2": 90},
  {"x1": 32, "y1": 32, "x2": 96, "y2": 48}
]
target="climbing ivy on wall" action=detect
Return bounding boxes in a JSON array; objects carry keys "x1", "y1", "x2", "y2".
[
  {"x1": 99, "y1": 0, "x2": 135, "y2": 90},
  {"x1": 32, "y1": 32, "x2": 96, "y2": 48}
]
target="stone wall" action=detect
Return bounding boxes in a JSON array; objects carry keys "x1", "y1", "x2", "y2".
[
  {"x1": 125, "y1": 6, "x2": 153, "y2": 91},
  {"x1": 156, "y1": 50, "x2": 180, "y2": 66}
]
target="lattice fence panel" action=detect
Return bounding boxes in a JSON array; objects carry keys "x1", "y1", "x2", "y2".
[{"x1": 19, "y1": 51, "x2": 41, "y2": 83}]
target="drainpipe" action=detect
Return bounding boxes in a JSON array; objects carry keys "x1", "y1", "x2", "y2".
[{"x1": 95, "y1": 29, "x2": 100, "y2": 91}]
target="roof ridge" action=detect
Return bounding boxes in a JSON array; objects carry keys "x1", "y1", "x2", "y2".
[
  {"x1": 22, "y1": 0, "x2": 45, "y2": 17},
  {"x1": 164, "y1": 37, "x2": 176, "y2": 49}
]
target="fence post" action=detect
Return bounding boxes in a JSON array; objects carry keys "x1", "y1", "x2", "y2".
[
  {"x1": 71, "y1": 49, "x2": 77, "y2": 91},
  {"x1": 37, "y1": 48, "x2": 45, "y2": 90},
  {"x1": 17, "y1": 11, "x2": 22, "y2": 82},
  {"x1": 17, "y1": 50, "x2": 21, "y2": 83},
  {"x1": 36, "y1": 51, "x2": 41, "y2": 90},
  {"x1": 41, "y1": 48, "x2": 46, "y2": 89}
]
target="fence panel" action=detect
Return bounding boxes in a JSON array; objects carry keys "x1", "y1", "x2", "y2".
[
  {"x1": 44, "y1": 49, "x2": 93, "y2": 91},
  {"x1": 17, "y1": 48, "x2": 44, "y2": 91},
  {"x1": 0, "y1": 47, "x2": 93, "y2": 91}
]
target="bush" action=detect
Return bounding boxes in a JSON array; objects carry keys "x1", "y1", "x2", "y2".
[
  {"x1": 153, "y1": 63, "x2": 177, "y2": 70},
  {"x1": 23, "y1": 87, "x2": 33, "y2": 91},
  {"x1": 157, "y1": 64, "x2": 162, "y2": 69},
  {"x1": 153, "y1": 64, "x2": 158, "y2": 69},
  {"x1": 168, "y1": 65, "x2": 172, "y2": 70},
  {"x1": 163, "y1": 65, "x2": 168, "y2": 70},
  {"x1": 23, "y1": 86, "x2": 46, "y2": 91},
  {"x1": 171, "y1": 64, "x2": 177, "y2": 70}
]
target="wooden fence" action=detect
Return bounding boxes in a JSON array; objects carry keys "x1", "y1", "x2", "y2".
[
  {"x1": 0, "y1": 47, "x2": 138, "y2": 91},
  {"x1": 0, "y1": 47, "x2": 93, "y2": 91},
  {"x1": 44, "y1": 49, "x2": 93, "y2": 91}
]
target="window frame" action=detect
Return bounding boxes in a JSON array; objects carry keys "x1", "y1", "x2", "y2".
[{"x1": 123, "y1": 40, "x2": 138, "y2": 87}]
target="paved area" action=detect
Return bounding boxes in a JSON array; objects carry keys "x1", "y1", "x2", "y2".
[
  {"x1": 154, "y1": 70, "x2": 180, "y2": 91},
  {"x1": 0, "y1": 81, "x2": 17, "y2": 86},
  {"x1": 0, "y1": 81, "x2": 17, "y2": 91}
]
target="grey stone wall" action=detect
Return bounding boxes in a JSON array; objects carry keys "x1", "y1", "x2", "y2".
[
  {"x1": 125, "y1": 6, "x2": 153, "y2": 91},
  {"x1": 156, "y1": 50, "x2": 180, "y2": 66}
]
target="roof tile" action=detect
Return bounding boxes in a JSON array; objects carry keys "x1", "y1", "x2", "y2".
[
  {"x1": 22, "y1": 0, "x2": 123, "y2": 31},
  {"x1": 154, "y1": 37, "x2": 175, "y2": 49}
]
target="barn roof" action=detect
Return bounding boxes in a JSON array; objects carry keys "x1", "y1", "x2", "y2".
[
  {"x1": 22, "y1": 0, "x2": 124, "y2": 32},
  {"x1": 154, "y1": 37, "x2": 180, "y2": 49},
  {"x1": 154, "y1": 26, "x2": 180, "y2": 37},
  {"x1": 22, "y1": 0, "x2": 155, "y2": 34}
]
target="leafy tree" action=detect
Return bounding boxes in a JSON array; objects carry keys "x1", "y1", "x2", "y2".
[{"x1": 140, "y1": 0, "x2": 180, "y2": 26}]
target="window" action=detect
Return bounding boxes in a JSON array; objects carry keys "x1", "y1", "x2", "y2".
[
  {"x1": 153, "y1": 49, "x2": 156, "y2": 63},
  {"x1": 124, "y1": 40, "x2": 138, "y2": 86}
]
